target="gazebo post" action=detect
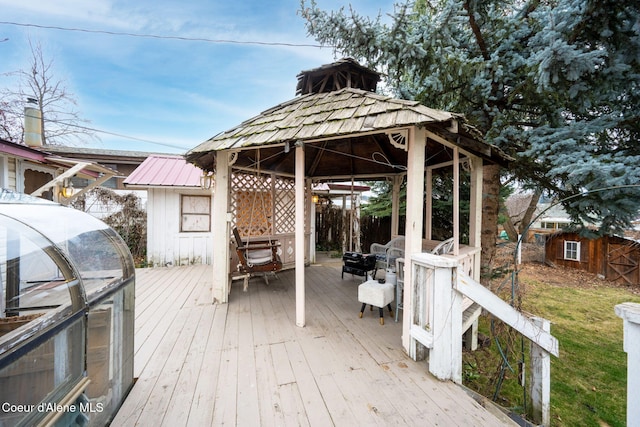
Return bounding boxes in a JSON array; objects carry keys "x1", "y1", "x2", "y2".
[
  {"x1": 391, "y1": 175, "x2": 401, "y2": 237},
  {"x1": 453, "y1": 147, "x2": 460, "y2": 255},
  {"x1": 469, "y1": 157, "x2": 483, "y2": 281},
  {"x1": 307, "y1": 178, "x2": 316, "y2": 263},
  {"x1": 402, "y1": 126, "x2": 426, "y2": 354},
  {"x1": 425, "y1": 168, "x2": 433, "y2": 240},
  {"x1": 212, "y1": 151, "x2": 231, "y2": 303},
  {"x1": 295, "y1": 144, "x2": 306, "y2": 327}
]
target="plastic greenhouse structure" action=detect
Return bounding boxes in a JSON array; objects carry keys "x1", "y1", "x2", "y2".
[{"x1": 0, "y1": 190, "x2": 135, "y2": 426}]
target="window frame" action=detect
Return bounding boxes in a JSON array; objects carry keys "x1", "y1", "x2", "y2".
[
  {"x1": 563, "y1": 240, "x2": 580, "y2": 261},
  {"x1": 180, "y1": 194, "x2": 211, "y2": 232}
]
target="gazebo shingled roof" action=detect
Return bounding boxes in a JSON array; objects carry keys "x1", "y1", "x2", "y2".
[{"x1": 185, "y1": 86, "x2": 509, "y2": 179}]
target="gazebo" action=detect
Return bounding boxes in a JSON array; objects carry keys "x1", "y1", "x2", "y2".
[{"x1": 186, "y1": 58, "x2": 510, "y2": 352}]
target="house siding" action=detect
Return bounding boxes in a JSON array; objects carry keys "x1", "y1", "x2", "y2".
[
  {"x1": 146, "y1": 188, "x2": 213, "y2": 267},
  {"x1": 8, "y1": 157, "x2": 17, "y2": 190}
]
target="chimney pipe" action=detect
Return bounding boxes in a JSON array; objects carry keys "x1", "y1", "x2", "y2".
[{"x1": 24, "y1": 98, "x2": 42, "y2": 147}]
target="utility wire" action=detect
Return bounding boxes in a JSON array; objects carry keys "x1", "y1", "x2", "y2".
[
  {"x1": 0, "y1": 21, "x2": 332, "y2": 48},
  {"x1": 17, "y1": 111, "x2": 191, "y2": 150}
]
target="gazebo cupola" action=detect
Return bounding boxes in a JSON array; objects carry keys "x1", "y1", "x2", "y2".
[{"x1": 295, "y1": 58, "x2": 381, "y2": 95}]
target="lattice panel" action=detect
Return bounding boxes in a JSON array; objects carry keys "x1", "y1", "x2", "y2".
[
  {"x1": 231, "y1": 172, "x2": 301, "y2": 236},
  {"x1": 274, "y1": 176, "x2": 296, "y2": 234},
  {"x1": 231, "y1": 172, "x2": 273, "y2": 237}
]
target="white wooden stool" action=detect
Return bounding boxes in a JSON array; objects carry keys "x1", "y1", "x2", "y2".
[{"x1": 358, "y1": 280, "x2": 394, "y2": 325}]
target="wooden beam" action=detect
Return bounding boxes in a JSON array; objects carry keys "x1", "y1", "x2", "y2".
[
  {"x1": 424, "y1": 129, "x2": 479, "y2": 161},
  {"x1": 212, "y1": 151, "x2": 230, "y2": 303},
  {"x1": 469, "y1": 157, "x2": 483, "y2": 280},
  {"x1": 63, "y1": 173, "x2": 114, "y2": 205},
  {"x1": 425, "y1": 168, "x2": 432, "y2": 240},
  {"x1": 453, "y1": 147, "x2": 459, "y2": 256},
  {"x1": 30, "y1": 162, "x2": 88, "y2": 197},
  {"x1": 530, "y1": 317, "x2": 551, "y2": 426},
  {"x1": 615, "y1": 303, "x2": 640, "y2": 427},
  {"x1": 307, "y1": 141, "x2": 328, "y2": 177},
  {"x1": 456, "y1": 272, "x2": 559, "y2": 357},
  {"x1": 391, "y1": 175, "x2": 401, "y2": 237},
  {"x1": 295, "y1": 144, "x2": 306, "y2": 327},
  {"x1": 402, "y1": 126, "x2": 426, "y2": 353}
]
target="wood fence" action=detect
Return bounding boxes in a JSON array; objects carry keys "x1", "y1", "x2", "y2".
[{"x1": 315, "y1": 205, "x2": 405, "y2": 254}]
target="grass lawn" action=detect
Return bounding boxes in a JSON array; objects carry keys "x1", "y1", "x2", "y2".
[{"x1": 462, "y1": 263, "x2": 640, "y2": 427}]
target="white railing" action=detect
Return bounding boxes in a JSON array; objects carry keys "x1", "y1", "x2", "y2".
[
  {"x1": 408, "y1": 252, "x2": 559, "y2": 426},
  {"x1": 615, "y1": 302, "x2": 640, "y2": 426}
]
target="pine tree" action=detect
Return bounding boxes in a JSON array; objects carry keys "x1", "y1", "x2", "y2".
[{"x1": 300, "y1": 0, "x2": 640, "y2": 270}]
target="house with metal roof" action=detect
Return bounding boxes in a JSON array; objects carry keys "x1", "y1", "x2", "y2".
[{"x1": 124, "y1": 154, "x2": 212, "y2": 267}]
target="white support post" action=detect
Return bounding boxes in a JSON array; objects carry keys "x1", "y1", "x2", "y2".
[
  {"x1": 425, "y1": 169, "x2": 432, "y2": 240},
  {"x1": 212, "y1": 151, "x2": 231, "y2": 303},
  {"x1": 464, "y1": 156, "x2": 482, "y2": 350},
  {"x1": 530, "y1": 316, "x2": 551, "y2": 426},
  {"x1": 391, "y1": 175, "x2": 401, "y2": 237},
  {"x1": 452, "y1": 147, "x2": 459, "y2": 256},
  {"x1": 308, "y1": 180, "x2": 316, "y2": 264},
  {"x1": 468, "y1": 157, "x2": 482, "y2": 281},
  {"x1": 341, "y1": 194, "x2": 347, "y2": 253},
  {"x1": 402, "y1": 126, "x2": 426, "y2": 353},
  {"x1": 354, "y1": 193, "x2": 362, "y2": 253},
  {"x1": 295, "y1": 145, "x2": 306, "y2": 327},
  {"x1": 428, "y1": 258, "x2": 462, "y2": 383},
  {"x1": 615, "y1": 302, "x2": 640, "y2": 426}
]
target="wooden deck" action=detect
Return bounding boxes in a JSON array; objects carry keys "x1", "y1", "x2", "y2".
[{"x1": 112, "y1": 260, "x2": 516, "y2": 426}]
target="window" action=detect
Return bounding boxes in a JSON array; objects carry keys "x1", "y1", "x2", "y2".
[
  {"x1": 101, "y1": 164, "x2": 119, "y2": 189},
  {"x1": 564, "y1": 240, "x2": 580, "y2": 261},
  {"x1": 181, "y1": 195, "x2": 211, "y2": 232}
]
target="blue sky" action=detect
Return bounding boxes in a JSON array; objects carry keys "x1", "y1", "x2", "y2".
[{"x1": 0, "y1": 0, "x2": 392, "y2": 154}]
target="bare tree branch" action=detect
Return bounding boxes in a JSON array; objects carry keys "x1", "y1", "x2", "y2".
[{"x1": 0, "y1": 37, "x2": 96, "y2": 145}]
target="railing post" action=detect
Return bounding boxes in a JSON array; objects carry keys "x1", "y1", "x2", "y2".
[
  {"x1": 615, "y1": 302, "x2": 640, "y2": 426},
  {"x1": 427, "y1": 256, "x2": 462, "y2": 383},
  {"x1": 530, "y1": 317, "x2": 551, "y2": 426}
]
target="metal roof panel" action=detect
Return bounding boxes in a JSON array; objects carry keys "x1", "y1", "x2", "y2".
[{"x1": 124, "y1": 155, "x2": 203, "y2": 187}]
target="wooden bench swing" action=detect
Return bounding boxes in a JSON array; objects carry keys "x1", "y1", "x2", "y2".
[
  {"x1": 231, "y1": 153, "x2": 284, "y2": 291},
  {"x1": 232, "y1": 227, "x2": 282, "y2": 291}
]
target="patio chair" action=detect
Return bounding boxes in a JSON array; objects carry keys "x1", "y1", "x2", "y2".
[
  {"x1": 370, "y1": 235, "x2": 405, "y2": 273},
  {"x1": 431, "y1": 237, "x2": 455, "y2": 255},
  {"x1": 232, "y1": 227, "x2": 282, "y2": 291}
]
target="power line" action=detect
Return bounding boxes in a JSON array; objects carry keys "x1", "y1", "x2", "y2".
[
  {"x1": 69, "y1": 123, "x2": 192, "y2": 150},
  {"x1": 0, "y1": 21, "x2": 331, "y2": 48},
  {"x1": 16, "y1": 111, "x2": 192, "y2": 150}
]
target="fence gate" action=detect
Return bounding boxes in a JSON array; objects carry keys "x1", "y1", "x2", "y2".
[{"x1": 607, "y1": 241, "x2": 640, "y2": 286}]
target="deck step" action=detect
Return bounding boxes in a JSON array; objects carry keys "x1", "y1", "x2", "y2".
[{"x1": 462, "y1": 303, "x2": 482, "y2": 334}]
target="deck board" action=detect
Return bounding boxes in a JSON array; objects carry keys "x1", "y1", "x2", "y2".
[
  {"x1": 111, "y1": 262, "x2": 517, "y2": 426},
  {"x1": 186, "y1": 302, "x2": 226, "y2": 426}
]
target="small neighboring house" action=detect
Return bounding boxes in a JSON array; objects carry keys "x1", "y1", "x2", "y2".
[
  {"x1": 504, "y1": 194, "x2": 600, "y2": 241},
  {"x1": 530, "y1": 202, "x2": 574, "y2": 232},
  {"x1": 42, "y1": 145, "x2": 155, "y2": 190},
  {"x1": 124, "y1": 154, "x2": 212, "y2": 267},
  {"x1": 0, "y1": 138, "x2": 116, "y2": 203},
  {"x1": 545, "y1": 231, "x2": 640, "y2": 286},
  {"x1": 42, "y1": 145, "x2": 164, "y2": 218}
]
